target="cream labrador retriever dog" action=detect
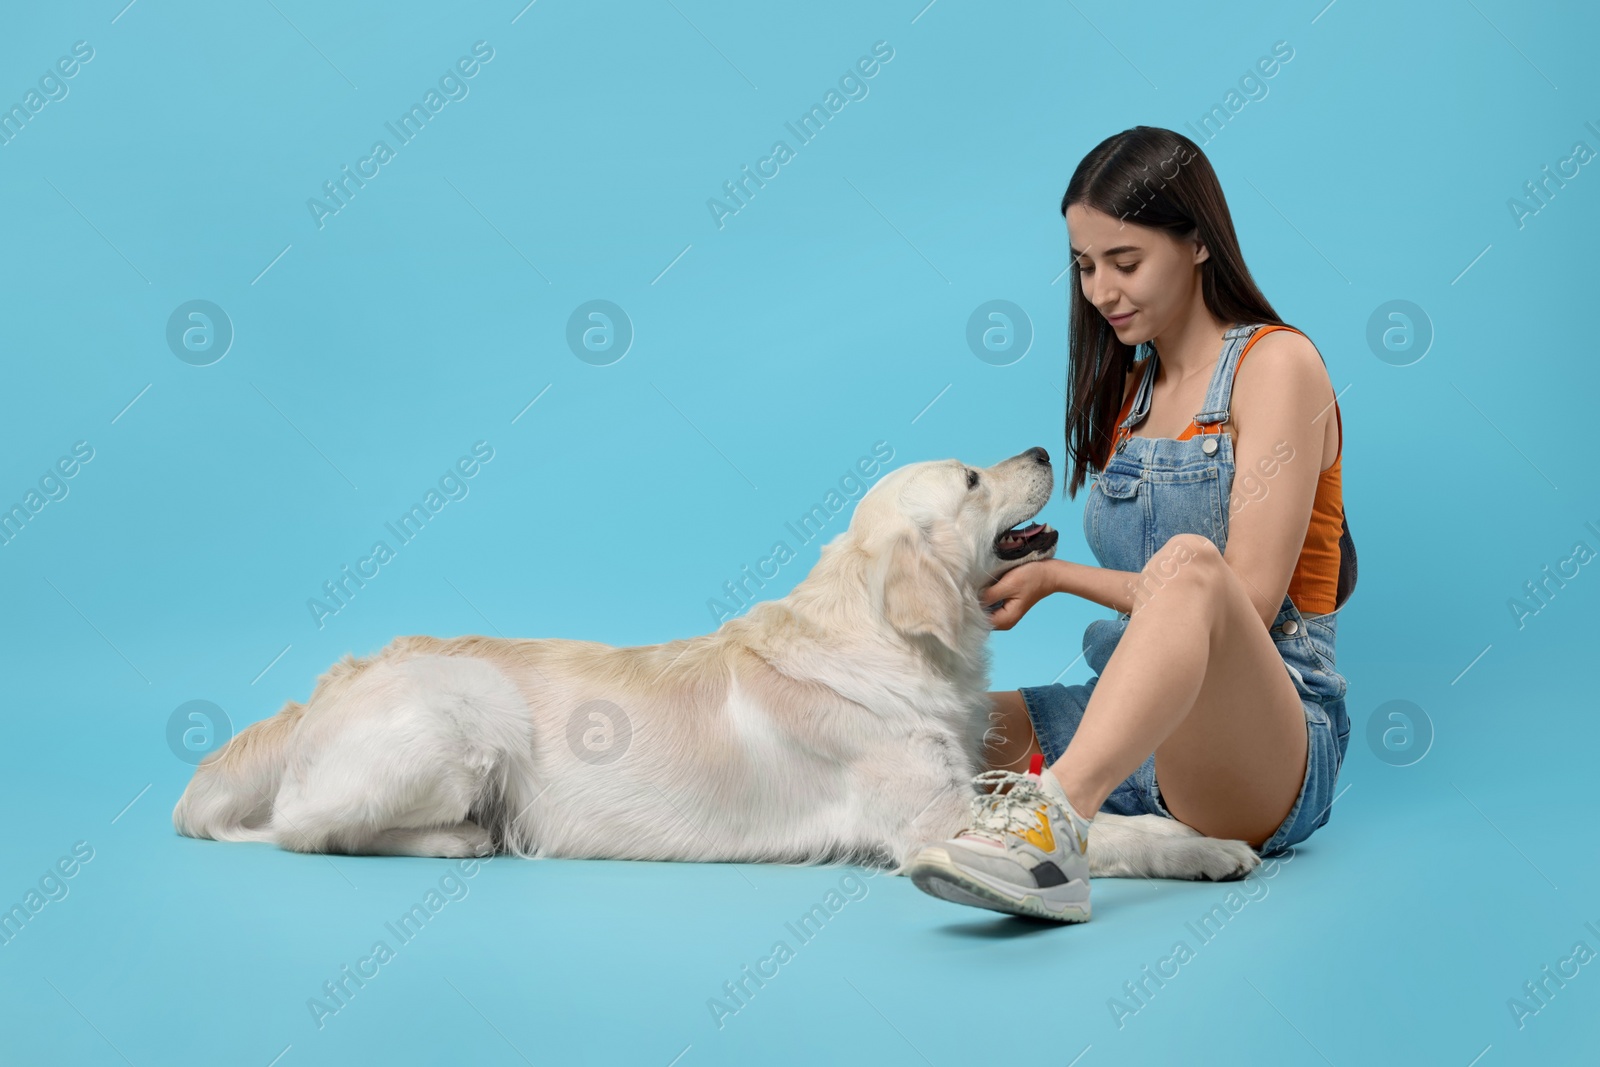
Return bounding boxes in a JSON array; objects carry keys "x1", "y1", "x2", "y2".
[{"x1": 174, "y1": 447, "x2": 1257, "y2": 881}]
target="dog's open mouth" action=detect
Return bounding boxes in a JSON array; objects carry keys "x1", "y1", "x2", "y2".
[{"x1": 995, "y1": 521, "x2": 1059, "y2": 561}]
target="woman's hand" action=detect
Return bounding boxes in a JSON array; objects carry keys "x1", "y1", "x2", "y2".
[{"x1": 981, "y1": 560, "x2": 1060, "y2": 631}]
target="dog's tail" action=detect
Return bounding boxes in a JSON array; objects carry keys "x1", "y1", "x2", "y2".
[{"x1": 172, "y1": 699, "x2": 305, "y2": 843}]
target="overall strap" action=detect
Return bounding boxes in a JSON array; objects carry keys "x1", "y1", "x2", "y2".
[
  {"x1": 1192, "y1": 323, "x2": 1306, "y2": 428},
  {"x1": 1118, "y1": 323, "x2": 1259, "y2": 437},
  {"x1": 1115, "y1": 343, "x2": 1160, "y2": 435}
]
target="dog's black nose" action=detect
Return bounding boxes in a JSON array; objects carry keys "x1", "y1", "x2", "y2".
[{"x1": 1025, "y1": 446, "x2": 1050, "y2": 465}]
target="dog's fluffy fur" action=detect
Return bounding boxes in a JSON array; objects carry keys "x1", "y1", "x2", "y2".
[{"x1": 174, "y1": 449, "x2": 1259, "y2": 881}]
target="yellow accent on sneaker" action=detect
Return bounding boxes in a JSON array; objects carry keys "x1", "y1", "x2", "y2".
[
  {"x1": 1034, "y1": 770, "x2": 1090, "y2": 854},
  {"x1": 1018, "y1": 804, "x2": 1056, "y2": 853}
]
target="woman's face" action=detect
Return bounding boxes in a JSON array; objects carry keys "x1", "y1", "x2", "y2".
[{"x1": 1064, "y1": 203, "x2": 1208, "y2": 345}]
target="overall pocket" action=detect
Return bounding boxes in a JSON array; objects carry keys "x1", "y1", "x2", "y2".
[
  {"x1": 1085, "y1": 469, "x2": 1143, "y2": 573},
  {"x1": 1274, "y1": 602, "x2": 1347, "y2": 704},
  {"x1": 1300, "y1": 611, "x2": 1340, "y2": 675},
  {"x1": 1144, "y1": 465, "x2": 1225, "y2": 548}
]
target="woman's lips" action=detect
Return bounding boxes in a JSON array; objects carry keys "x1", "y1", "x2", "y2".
[{"x1": 1108, "y1": 311, "x2": 1136, "y2": 326}]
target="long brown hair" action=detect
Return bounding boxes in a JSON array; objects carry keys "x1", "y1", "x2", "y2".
[{"x1": 1060, "y1": 126, "x2": 1283, "y2": 497}]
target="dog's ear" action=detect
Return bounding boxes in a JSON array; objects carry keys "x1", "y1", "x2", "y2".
[{"x1": 877, "y1": 524, "x2": 967, "y2": 651}]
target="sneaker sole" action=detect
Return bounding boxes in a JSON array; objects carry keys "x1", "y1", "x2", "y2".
[{"x1": 906, "y1": 847, "x2": 1090, "y2": 923}]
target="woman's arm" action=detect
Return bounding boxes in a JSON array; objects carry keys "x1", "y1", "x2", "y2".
[
  {"x1": 1044, "y1": 336, "x2": 1333, "y2": 628},
  {"x1": 982, "y1": 556, "x2": 1146, "y2": 630},
  {"x1": 1046, "y1": 558, "x2": 1145, "y2": 615},
  {"x1": 1219, "y1": 330, "x2": 1335, "y2": 629},
  {"x1": 985, "y1": 335, "x2": 1333, "y2": 631}
]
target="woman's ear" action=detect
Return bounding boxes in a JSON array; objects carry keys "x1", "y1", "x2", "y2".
[{"x1": 877, "y1": 525, "x2": 966, "y2": 651}]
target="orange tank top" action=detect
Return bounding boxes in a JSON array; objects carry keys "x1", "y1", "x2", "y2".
[{"x1": 1108, "y1": 325, "x2": 1351, "y2": 617}]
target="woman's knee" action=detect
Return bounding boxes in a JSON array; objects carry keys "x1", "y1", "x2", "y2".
[
  {"x1": 1156, "y1": 532, "x2": 1222, "y2": 566},
  {"x1": 1130, "y1": 534, "x2": 1224, "y2": 609}
]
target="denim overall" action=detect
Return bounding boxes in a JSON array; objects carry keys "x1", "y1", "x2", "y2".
[{"x1": 1019, "y1": 324, "x2": 1354, "y2": 855}]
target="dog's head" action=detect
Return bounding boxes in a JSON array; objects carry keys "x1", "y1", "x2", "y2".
[{"x1": 851, "y1": 447, "x2": 1059, "y2": 651}]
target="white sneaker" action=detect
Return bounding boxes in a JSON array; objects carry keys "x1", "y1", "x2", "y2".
[{"x1": 905, "y1": 754, "x2": 1091, "y2": 922}]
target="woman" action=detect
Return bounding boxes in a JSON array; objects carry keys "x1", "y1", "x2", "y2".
[{"x1": 905, "y1": 126, "x2": 1356, "y2": 922}]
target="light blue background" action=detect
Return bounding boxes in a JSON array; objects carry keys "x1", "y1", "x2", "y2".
[{"x1": 1, "y1": 1, "x2": 1596, "y2": 1064}]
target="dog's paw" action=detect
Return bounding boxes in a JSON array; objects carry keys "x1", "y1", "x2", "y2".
[
  {"x1": 1193, "y1": 838, "x2": 1261, "y2": 881},
  {"x1": 1086, "y1": 813, "x2": 1266, "y2": 881},
  {"x1": 880, "y1": 846, "x2": 919, "y2": 878}
]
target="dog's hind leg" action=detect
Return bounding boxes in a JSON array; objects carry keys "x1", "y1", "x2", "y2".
[
  {"x1": 269, "y1": 716, "x2": 494, "y2": 856},
  {"x1": 271, "y1": 721, "x2": 511, "y2": 857},
  {"x1": 272, "y1": 765, "x2": 495, "y2": 857},
  {"x1": 355, "y1": 822, "x2": 496, "y2": 858},
  {"x1": 269, "y1": 656, "x2": 527, "y2": 857}
]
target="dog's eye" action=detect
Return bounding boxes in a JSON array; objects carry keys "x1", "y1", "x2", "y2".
[{"x1": 966, "y1": 469, "x2": 980, "y2": 490}]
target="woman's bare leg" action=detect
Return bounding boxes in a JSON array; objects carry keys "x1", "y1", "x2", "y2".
[
  {"x1": 982, "y1": 690, "x2": 1042, "y2": 773},
  {"x1": 1050, "y1": 533, "x2": 1308, "y2": 848}
]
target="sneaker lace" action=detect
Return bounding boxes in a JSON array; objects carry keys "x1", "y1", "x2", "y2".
[{"x1": 960, "y1": 769, "x2": 1052, "y2": 845}]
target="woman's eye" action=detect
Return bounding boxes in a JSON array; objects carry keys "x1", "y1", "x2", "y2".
[{"x1": 967, "y1": 469, "x2": 980, "y2": 489}]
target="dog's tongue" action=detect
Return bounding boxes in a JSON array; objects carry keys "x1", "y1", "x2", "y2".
[{"x1": 999, "y1": 523, "x2": 1043, "y2": 549}]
